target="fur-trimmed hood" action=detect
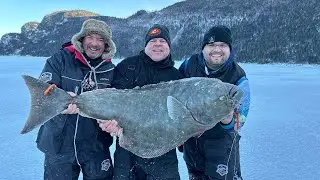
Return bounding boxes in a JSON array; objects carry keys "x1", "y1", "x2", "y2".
[{"x1": 71, "y1": 19, "x2": 116, "y2": 60}]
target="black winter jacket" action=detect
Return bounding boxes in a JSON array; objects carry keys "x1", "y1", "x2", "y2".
[
  {"x1": 36, "y1": 45, "x2": 114, "y2": 161},
  {"x1": 112, "y1": 51, "x2": 183, "y2": 179}
]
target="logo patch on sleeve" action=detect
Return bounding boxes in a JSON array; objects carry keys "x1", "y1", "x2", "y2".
[
  {"x1": 216, "y1": 164, "x2": 228, "y2": 176},
  {"x1": 101, "y1": 159, "x2": 111, "y2": 172},
  {"x1": 39, "y1": 72, "x2": 52, "y2": 83}
]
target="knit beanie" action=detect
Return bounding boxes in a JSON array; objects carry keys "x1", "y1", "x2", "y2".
[
  {"x1": 202, "y1": 25, "x2": 232, "y2": 50},
  {"x1": 145, "y1": 24, "x2": 171, "y2": 47},
  {"x1": 71, "y1": 19, "x2": 116, "y2": 60}
]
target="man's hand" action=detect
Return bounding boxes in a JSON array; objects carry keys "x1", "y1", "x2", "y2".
[
  {"x1": 220, "y1": 109, "x2": 242, "y2": 132},
  {"x1": 220, "y1": 111, "x2": 233, "y2": 125},
  {"x1": 98, "y1": 120, "x2": 123, "y2": 137},
  {"x1": 61, "y1": 92, "x2": 79, "y2": 114}
]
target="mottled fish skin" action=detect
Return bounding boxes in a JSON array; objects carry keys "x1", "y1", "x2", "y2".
[{"x1": 21, "y1": 75, "x2": 243, "y2": 158}]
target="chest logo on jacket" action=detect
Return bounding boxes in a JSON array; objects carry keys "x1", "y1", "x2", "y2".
[{"x1": 39, "y1": 72, "x2": 52, "y2": 83}]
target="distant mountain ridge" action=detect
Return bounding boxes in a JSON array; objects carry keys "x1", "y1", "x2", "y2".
[{"x1": 0, "y1": 0, "x2": 319, "y2": 63}]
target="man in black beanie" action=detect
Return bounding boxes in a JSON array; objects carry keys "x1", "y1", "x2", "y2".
[
  {"x1": 145, "y1": 24, "x2": 171, "y2": 47},
  {"x1": 179, "y1": 25, "x2": 251, "y2": 180},
  {"x1": 201, "y1": 25, "x2": 232, "y2": 50},
  {"x1": 98, "y1": 24, "x2": 183, "y2": 180}
]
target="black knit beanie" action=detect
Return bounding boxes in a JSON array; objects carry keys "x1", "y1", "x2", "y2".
[
  {"x1": 202, "y1": 25, "x2": 232, "y2": 50},
  {"x1": 145, "y1": 24, "x2": 171, "y2": 47}
]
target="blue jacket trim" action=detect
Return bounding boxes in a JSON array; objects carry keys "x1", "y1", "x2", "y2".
[
  {"x1": 220, "y1": 117, "x2": 235, "y2": 130},
  {"x1": 236, "y1": 77, "x2": 250, "y2": 128},
  {"x1": 221, "y1": 76, "x2": 250, "y2": 131}
]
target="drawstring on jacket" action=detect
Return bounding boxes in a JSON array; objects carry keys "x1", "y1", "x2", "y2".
[{"x1": 73, "y1": 54, "x2": 106, "y2": 168}]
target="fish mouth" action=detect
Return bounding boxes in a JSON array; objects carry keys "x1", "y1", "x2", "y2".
[{"x1": 229, "y1": 86, "x2": 242, "y2": 100}]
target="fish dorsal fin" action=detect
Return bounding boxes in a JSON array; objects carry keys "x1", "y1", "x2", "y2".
[{"x1": 167, "y1": 96, "x2": 192, "y2": 121}]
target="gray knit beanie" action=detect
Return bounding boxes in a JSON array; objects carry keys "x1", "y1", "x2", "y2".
[{"x1": 71, "y1": 19, "x2": 116, "y2": 60}]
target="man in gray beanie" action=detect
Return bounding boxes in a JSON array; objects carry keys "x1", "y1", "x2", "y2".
[{"x1": 36, "y1": 19, "x2": 116, "y2": 180}]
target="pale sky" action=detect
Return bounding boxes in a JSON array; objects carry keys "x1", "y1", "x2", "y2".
[{"x1": 0, "y1": 0, "x2": 183, "y2": 38}]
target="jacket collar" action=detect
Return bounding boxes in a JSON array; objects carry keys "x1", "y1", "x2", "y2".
[{"x1": 64, "y1": 44, "x2": 111, "y2": 67}]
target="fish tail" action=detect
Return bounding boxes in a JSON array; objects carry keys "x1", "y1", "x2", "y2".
[{"x1": 21, "y1": 75, "x2": 71, "y2": 134}]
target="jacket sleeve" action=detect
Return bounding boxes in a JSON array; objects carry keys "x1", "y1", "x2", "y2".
[
  {"x1": 220, "y1": 76, "x2": 250, "y2": 130},
  {"x1": 38, "y1": 52, "x2": 64, "y2": 87},
  {"x1": 178, "y1": 59, "x2": 189, "y2": 77},
  {"x1": 36, "y1": 51, "x2": 67, "y2": 154},
  {"x1": 235, "y1": 76, "x2": 250, "y2": 129}
]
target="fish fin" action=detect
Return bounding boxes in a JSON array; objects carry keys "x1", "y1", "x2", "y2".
[
  {"x1": 21, "y1": 75, "x2": 70, "y2": 134},
  {"x1": 119, "y1": 133, "x2": 135, "y2": 152},
  {"x1": 167, "y1": 96, "x2": 192, "y2": 121},
  {"x1": 119, "y1": 133, "x2": 173, "y2": 159}
]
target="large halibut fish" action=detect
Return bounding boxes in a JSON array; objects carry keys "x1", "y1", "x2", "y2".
[{"x1": 21, "y1": 75, "x2": 243, "y2": 158}]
